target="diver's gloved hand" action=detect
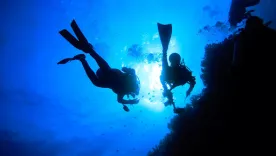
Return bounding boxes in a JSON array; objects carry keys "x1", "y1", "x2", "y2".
[
  {"x1": 164, "y1": 90, "x2": 174, "y2": 106},
  {"x1": 163, "y1": 90, "x2": 174, "y2": 106}
]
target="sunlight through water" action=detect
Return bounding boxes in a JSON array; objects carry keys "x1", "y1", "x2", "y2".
[
  {"x1": 134, "y1": 62, "x2": 164, "y2": 112},
  {"x1": 122, "y1": 35, "x2": 179, "y2": 112}
]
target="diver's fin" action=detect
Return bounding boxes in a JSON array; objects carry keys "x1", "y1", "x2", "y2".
[
  {"x1": 59, "y1": 29, "x2": 81, "y2": 50},
  {"x1": 157, "y1": 23, "x2": 172, "y2": 50},
  {"x1": 70, "y1": 20, "x2": 88, "y2": 44},
  {"x1": 57, "y1": 58, "x2": 73, "y2": 64}
]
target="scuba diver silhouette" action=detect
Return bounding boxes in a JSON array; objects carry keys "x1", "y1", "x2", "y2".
[
  {"x1": 57, "y1": 20, "x2": 140, "y2": 112},
  {"x1": 157, "y1": 23, "x2": 196, "y2": 111}
]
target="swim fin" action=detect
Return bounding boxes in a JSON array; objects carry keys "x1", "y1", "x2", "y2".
[
  {"x1": 57, "y1": 58, "x2": 73, "y2": 64},
  {"x1": 157, "y1": 23, "x2": 172, "y2": 50},
  {"x1": 59, "y1": 20, "x2": 89, "y2": 50},
  {"x1": 70, "y1": 20, "x2": 89, "y2": 44},
  {"x1": 59, "y1": 29, "x2": 82, "y2": 50}
]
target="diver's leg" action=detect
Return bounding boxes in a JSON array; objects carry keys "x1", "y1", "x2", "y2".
[
  {"x1": 162, "y1": 50, "x2": 169, "y2": 70},
  {"x1": 158, "y1": 23, "x2": 172, "y2": 91},
  {"x1": 89, "y1": 49, "x2": 111, "y2": 73},
  {"x1": 65, "y1": 20, "x2": 110, "y2": 72},
  {"x1": 74, "y1": 54, "x2": 103, "y2": 87}
]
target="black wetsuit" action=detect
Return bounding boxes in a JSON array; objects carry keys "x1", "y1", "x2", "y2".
[
  {"x1": 160, "y1": 50, "x2": 195, "y2": 93},
  {"x1": 58, "y1": 20, "x2": 140, "y2": 105}
]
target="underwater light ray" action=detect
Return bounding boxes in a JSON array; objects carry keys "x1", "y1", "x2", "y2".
[{"x1": 121, "y1": 34, "x2": 181, "y2": 112}]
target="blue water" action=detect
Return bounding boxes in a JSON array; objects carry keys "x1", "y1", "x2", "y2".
[{"x1": 0, "y1": 0, "x2": 274, "y2": 155}]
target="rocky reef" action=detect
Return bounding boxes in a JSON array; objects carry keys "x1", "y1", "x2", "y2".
[{"x1": 148, "y1": 16, "x2": 276, "y2": 156}]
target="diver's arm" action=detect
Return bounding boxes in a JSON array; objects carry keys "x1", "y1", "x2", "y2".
[
  {"x1": 186, "y1": 83, "x2": 195, "y2": 96},
  {"x1": 117, "y1": 94, "x2": 139, "y2": 104},
  {"x1": 186, "y1": 76, "x2": 196, "y2": 97}
]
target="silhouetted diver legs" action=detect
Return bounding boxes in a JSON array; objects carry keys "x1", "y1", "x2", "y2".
[
  {"x1": 88, "y1": 49, "x2": 111, "y2": 73},
  {"x1": 72, "y1": 54, "x2": 103, "y2": 87},
  {"x1": 57, "y1": 49, "x2": 111, "y2": 88}
]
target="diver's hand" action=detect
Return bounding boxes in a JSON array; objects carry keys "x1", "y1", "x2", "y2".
[
  {"x1": 186, "y1": 78, "x2": 195, "y2": 97},
  {"x1": 164, "y1": 90, "x2": 174, "y2": 106}
]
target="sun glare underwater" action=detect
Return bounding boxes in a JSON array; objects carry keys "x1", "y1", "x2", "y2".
[{"x1": 1, "y1": 0, "x2": 273, "y2": 155}]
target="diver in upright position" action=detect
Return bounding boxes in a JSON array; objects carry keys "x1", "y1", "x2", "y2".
[
  {"x1": 157, "y1": 23, "x2": 196, "y2": 111},
  {"x1": 57, "y1": 20, "x2": 140, "y2": 112}
]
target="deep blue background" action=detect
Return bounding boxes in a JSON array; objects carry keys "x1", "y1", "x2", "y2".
[{"x1": 0, "y1": 0, "x2": 275, "y2": 155}]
